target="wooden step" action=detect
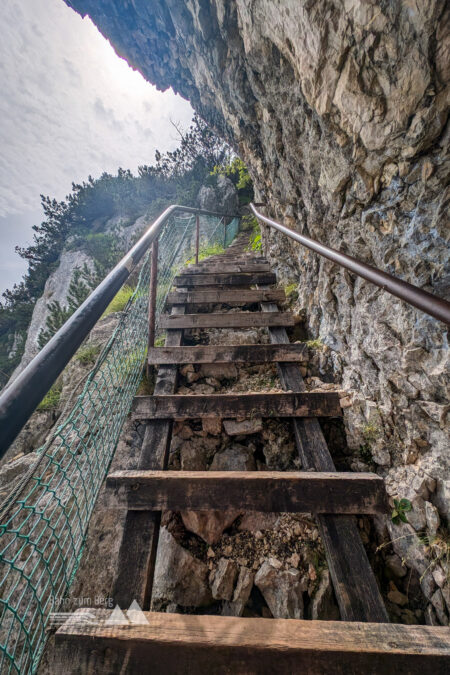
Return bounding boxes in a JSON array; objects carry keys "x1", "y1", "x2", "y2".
[
  {"x1": 174, "y1": 271, "x2": 276, "y2": 286},
  {"x1": 185, "y1": 262, "x2": 270, "y2": 274},
  {"x1": 166, "y1": 288, "x2": 285, "y2": 305},
  {"x1": 148, "y1": 343, "x2": 307, "y2": 365},
  {"x1": 54, "y1": 610, "x2": 450, "y2": 674},
  {"x1": 132, "y1": 392, "x2": 341, "y2": 420},
  {"x1": 159, "y1": 311, "x2": 294, "y2": 329},
  {"x1": 107, "y1": 470, "x2": 387, "y2": 514}
]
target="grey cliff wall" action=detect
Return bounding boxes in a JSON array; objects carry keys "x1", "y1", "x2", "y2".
[{"x1": 63, "y1": 0, "x2": 449, "y2": 619}]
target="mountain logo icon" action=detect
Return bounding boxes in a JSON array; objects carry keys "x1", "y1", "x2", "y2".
[
  {"x1": 127, "y1": 599, "x2": 149, "y2": 625},
  {"x1": 105, "y1": 605, "x2": 128, "y2": 626},
  {"x1": 104, "y1": 601, "x2": 149, "y2": 626}
]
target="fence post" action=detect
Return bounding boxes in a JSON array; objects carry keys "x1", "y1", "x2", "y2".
[
  {"x1": 195, "y1": 214, "x2": 200, "y2": 264},
  {"x1": 147, "y1": 238, "x2": 159, "y2": 378},
  {"x1": 223, "y1": 218, "x2": 227, "y2": 248}
]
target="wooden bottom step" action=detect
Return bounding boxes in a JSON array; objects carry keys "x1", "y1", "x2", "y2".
[
  {"x1": 106, "y1": 470, "x2": 387, "y2": 514},
  {"x1": 132, "y1": 392, "x2": 342, "y2": 420},
  {"x1": 54, "y1": 610, "x2": 450, "y2": 675}
]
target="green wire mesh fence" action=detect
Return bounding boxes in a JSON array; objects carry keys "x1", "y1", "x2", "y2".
[{"x1": 0, "y1": 212, "x2": 239, "y2": 674}]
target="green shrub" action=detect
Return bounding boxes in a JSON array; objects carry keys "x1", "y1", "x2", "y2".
[
  {"x1": 102, "y1": 285, "x2": 135, "y2": 317},
  {"x1": 37, "y1": 383, "x2": 62, "y2": 411},
  {"x1": 245, "y1": 217, "x2": 262, "y2": 252}
]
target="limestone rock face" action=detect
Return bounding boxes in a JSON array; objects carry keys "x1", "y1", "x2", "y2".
[
  {"x1": 9, "y1": 250, "x2": 94, "y2": 381},
  {"x1": 63, "y1": 2, "x2": 449, "y2": 501},
  {"x1": 63, "y1": 0, "x2": 449, "y2": 620}
]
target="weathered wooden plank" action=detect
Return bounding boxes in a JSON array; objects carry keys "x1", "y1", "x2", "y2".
[
  {"x1": 260, "y1": 292, "x2": 389, "y2": 623},
  {"x1": 166, "y1": 288, "x2": 285, "y2": 305},
  {"x1": 133, "y1": 392, "x2": 342, "y2": 420},
  {"x1": 185, "y1": 262, "x2": 271, "y2": 274},
  {"x1": 54, "y1": 610, "x2": 450, "y2": 675},
  {"x1": 159, "y1": 311, "x2": 294, "y2": 329},
  {"x1": 174, "y1": 271, "x2": 276, "y2": 286},
  {"x1": 112, "y1": 305, "x2": 184, "y2": 610},
  {"x1": 107, "y1": 470, "x2": 387, "y2": 514},
  {"x1": 148, "y1": 343, "x2": 307, "y2": 365}
]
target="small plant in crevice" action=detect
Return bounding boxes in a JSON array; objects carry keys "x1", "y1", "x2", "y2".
[
  {"x1": 358, "y1": 442, "x2": 374, "y2": 465},
  {"x1": 37, "y1": 382, "x2": 62, "y2": 411},
  {"x1": 362, "y1": 422, "x2": 381, "y2": 443},
  {"x1": 75, "y1": 343, "x2": 101, "y2": 366},
  {"x1": 391, "y1": 498, "x2": 412, "y2": 525},
  {"x1": 305, "y1": 338, "x2": 324, "y2": 350},
  {"x1": 284, "y1": 282, "x2": 298, "y2": 302}
]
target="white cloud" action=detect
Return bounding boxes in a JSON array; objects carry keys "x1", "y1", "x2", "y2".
[{"x1": 0, "y1": 0, "x2": 193, "y2": 218}]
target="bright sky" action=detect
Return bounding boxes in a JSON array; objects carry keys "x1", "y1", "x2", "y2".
[{"x1": 0, "y1": 0, "x2": 193, "y2": 294}]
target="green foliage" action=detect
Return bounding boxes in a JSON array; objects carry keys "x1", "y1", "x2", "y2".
[
  {"x1": 102, "y1": 285, "x2": 135, "y2": 318},
  {"x1": 212, "y1": 157, "x2": 254, "y2": 204},
  {"x1": 75, "y1": 343, "x2": 101, "y2": 366},
  {"x1": 1, "y1": 113, "x2": 234, "y2": 382},
  {"x1": 245, "y1": 217, "x2": 262, "y2": 252},
  {"x1": 37, "y1": 383, "x2": 62, "y2": 411},
  {"x1": 391, "y1": 498, "x2": 412, "y2": 525}
]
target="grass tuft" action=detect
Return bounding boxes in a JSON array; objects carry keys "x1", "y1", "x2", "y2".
[
  {"x1": 102, "y1": 285, "x2": 135, "y2": 318},
  {"x1": 37, "y1": 383, "x2": 62, "y2": 411}
]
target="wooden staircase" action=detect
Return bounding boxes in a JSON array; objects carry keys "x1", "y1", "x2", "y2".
[{"x1": 54, "y1": 237, "x2": 450, "y2": 673}]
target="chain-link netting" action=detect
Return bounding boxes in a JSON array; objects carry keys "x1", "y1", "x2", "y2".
[{"x1": 0, "y1": 212, "x2": 239, "y2": 674}]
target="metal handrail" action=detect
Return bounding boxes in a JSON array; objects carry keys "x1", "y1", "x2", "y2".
[
  {"x1": 0, "y1": 205, "x2": 238, "y2": 457},
  {"x1": 251, "y1": 204, "x2": 450, "y2": 326}
]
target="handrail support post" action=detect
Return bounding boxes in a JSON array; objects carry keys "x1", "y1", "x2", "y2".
[
  {"x1": 195, "y1": 215, "x2": 200, "y2": 265},
  {"x1": 147, "y1": 238, "x2": 159, "y2": 378}
]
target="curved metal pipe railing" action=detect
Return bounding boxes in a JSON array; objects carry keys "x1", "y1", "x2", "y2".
[
  {"x1": 251, "y1": 204, "x2": 450, "y2": 326},
  {"x1": 0, "y1": 205, "x2": 237, "y2": 457}
]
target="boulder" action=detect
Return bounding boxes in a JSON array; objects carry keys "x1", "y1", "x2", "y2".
[
  {"x1": 152, "y1": 527, "x2": 212, "y2": 607},
  {"x1": 209, "y1": 558, "x2": 238, "y2": 601},
  {"x1": 197, "y1": 174, "x2": 238, "y2": 214},
  {"x1": 223, "y1": 419, "x2": 263, "y2": 436},
  {"x1": 255, "y1": 560, "x2": 307, "y2": 619},
  {"x1": 202, "y1": 417, "x2": 222, "y2": 436},
  {"x1": 199, "y1": 363, "x2": 237, "y2": 380},
  {"x1": 222, "y1": 566, "x2": 254, "y2": 616},
  {"x1": 210, "y1": 443, "x2": 256, "y2": 471},
  {"x1": 237, "y1": 512, "x2": 279, "y2": 532},
  {"x1": 180, "y1": 510, "x2": 241, "y2": 545}
]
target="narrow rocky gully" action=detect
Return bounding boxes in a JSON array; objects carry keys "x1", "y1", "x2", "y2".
[{"x1": 57, "y1": 232, "x2": 425, "y2": 640}]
